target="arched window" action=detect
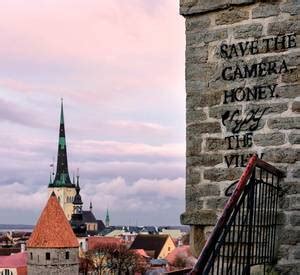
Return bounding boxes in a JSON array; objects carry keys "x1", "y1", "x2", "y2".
[
  {"x1": 30, "y1": 252, "x2": 33, "y2": 260},
  {"x1": 58, "y1": 196, "x2": 60, "y2": 203},
  {"x1": 46, "y1": 252, "x2": 50, "y2": 260},
  {"x1": 65, "y1": 251, "x2": 70, "y2": 260}
]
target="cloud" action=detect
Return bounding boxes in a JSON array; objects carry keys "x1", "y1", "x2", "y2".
[
  {"x1": 81, "y1": 176, "x2": 186, "y2": 225},
  {"x1": 0, "y1": 0, "x2": 185, "y2": 105},
  {"x1": 0, "y1": 177, "x2": 185, "y2": 225},
  {"x1": 70, "y1": 140, "x2": 184, "y2": 160},
  {"x1": 0, "y1": 182, "x2": 46, "y2": 211},
  {"x1": 0, "y1": 132, "x2": 184, "y2": 182},
  {"x1": 0, "y1": 0, "x2": 186, "y2": 225},
  {"x1": 0, "y1": 97, "x2": 46, "y2": 128}
]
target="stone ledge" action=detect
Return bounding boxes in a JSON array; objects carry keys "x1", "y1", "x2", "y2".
[
  {"x1": 180, "y1": 209, "x2": 217, "y2": 225},
  {"x1": 180, "y1": 0, "x2": 255, "y2": 16}
]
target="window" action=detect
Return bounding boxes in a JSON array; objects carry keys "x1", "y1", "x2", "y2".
[
  {"x1": 46, "y1": 252, "x2": 50, "y2": 260},
  {"x1": 66, "y1": 251, "x2": 70, "y2": 260},
  {"x1": 30, "y1": 252, "x2": 33, "y2": 260}
]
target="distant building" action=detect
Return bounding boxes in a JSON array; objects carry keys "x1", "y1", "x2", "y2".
[
  {"x1": 96, "y1": 220, "x2": 105, "y2": 233},
  {"x1": 159, "y1": 229, "x2": 183, "y2": 240},
  {"x1": 27, "y1": 192, "x2": 79, "y2": 275},
  {"x1": 120, "y1": 231, "x2": 138, "y2": 244},
  {"x1": 130, "y1": 234, "x2": 176, "y2": 259},
  {"x1": 82, "y1": 203, "x2": 99, "y2": 235},
  {"x1": 0, "y1": 252, "x2": 27, "y2": 275},
  {"x1": 139, "y1": 226, "x2": 158, "y2": 235}
]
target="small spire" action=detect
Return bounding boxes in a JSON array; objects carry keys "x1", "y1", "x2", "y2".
[
  {"x1": 105, "y1": 208, "x2": 110, "y2": 227},
  {"x1": 89, "y1": 201, "x2": 93, "y2": 212}
]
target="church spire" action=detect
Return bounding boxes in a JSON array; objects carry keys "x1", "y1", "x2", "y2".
[
  {"x1": 50, "y1": 99, "x2": 73, "y2": 187},
  {"x1": 105, "y1": 209, "x2": 110, "y2": 227}
]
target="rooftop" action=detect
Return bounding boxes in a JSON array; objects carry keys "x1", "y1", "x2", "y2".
[
  {"x1": 130, "y1": 234, "x2": 171, "y2": 259},
  {"x1": 87, "y1": 236, "x2": 122, "y2": 251},
  {"x1": 27, "y1": 193, "x2": 79, "y2": 248},
  {"x1": 0, "y1": 252, "x2": 27, "y2": 268}
]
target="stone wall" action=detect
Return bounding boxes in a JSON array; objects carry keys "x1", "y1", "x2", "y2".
[
  {"x1": 180, "y1": 0, "x2": 300, "y2": 272},
  {"x1": 27, "y1": 247, "x2": 79, "y2": 275}
]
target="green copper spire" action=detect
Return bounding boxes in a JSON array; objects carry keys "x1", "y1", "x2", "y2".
[
  {"x1": 105, "y1": 209, "x2": 110, "y2": 227},
  {"x1": 49, "y1": 99, "x2": 73, "y2": 187}
]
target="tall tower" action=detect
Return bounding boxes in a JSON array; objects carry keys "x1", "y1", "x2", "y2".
[
  {"x1": 48, "y1": 99, "x2": 76, "y2": 220},
  {"x1": 105, "y1": 209, "x2": 110, "y2": 227},
  {"x1": 27, "y1": 192, "x2": 79, "y2": 275}
]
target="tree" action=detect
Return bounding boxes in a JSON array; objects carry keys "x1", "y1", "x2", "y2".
[
  {"x1": 79, "y1": 252, "x2": 94, "y2": 275},
  {"x1": 80, "y1": 241, "x2": 146, "y2": 274}
]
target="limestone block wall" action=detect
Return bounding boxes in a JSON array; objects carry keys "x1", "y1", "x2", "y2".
[
  {"x1": 180, "y1": 0, "x2": 300, "y2": 272},
  {"x1": 27, "y1": 247, "x2": 79, "y2": 275}
]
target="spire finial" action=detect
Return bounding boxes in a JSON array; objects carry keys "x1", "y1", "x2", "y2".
[
  {"x1": 90, "y1": 201, "x2": 93, "y2": 212},
  {"x1": 60, "y1": 98, "x2": 64, "y2": 124}
]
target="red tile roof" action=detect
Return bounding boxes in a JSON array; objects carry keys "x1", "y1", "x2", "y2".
[
  {"x1": 165, "y1": 245, "x2": 196, "y2": 267},
  {"x1": 27, "y1": 193, "x2": 79, "y2": 248},
  {"x1": 87, "y1": 236, "x2": 122, "y2": 251},
  {"x1": 0, "y1": 252, "x2": 27, "y2": 268},
  {"x1": 17, "y1": 266, "x2": 27, "y2": 275},
  {"x1": 131, "y1": 249, "x2": 150, "y2": 258}
]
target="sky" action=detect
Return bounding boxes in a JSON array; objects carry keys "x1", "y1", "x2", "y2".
[{"x1": 0, "y1": 0, "x2": 186, "y2": 226}]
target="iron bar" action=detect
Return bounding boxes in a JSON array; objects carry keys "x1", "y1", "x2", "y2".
[{"x1": 189, "y1": 156, "x2": 283, "y2": 275}]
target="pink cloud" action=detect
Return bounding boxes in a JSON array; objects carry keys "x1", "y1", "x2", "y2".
[
  {"x1": 81, "y1": 176, "x2": 185, "y2": 212},
  {"x1": 71, "y1": 140, "x2": 184, "y2": 159},
  {"x1": 0, "y1": 0, "x2": 185, "y2": 105}
]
